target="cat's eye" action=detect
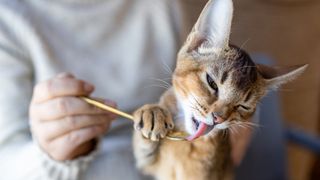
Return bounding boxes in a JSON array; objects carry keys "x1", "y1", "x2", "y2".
[
  {"x1": 237, "y1": 105, "x2": 250, "y2": 111},
  {"x1": 206, "y1": 73, "x2": 218, "y2": 92}
]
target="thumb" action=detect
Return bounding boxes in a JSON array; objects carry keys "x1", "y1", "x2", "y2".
[
  {"x1": 103, "y1": 99, "x2": 117, "y2": 108},
  {"x1": 89, "y1": 97, "x2": 117, "y2": 108},
  {"x1": 89, "y1": 97, "x2": 118, "y2": 119}
]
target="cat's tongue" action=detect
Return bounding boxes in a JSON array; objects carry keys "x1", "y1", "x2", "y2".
[{"x1": 186, "y1": 122, "x2": 208, "y2": 141}]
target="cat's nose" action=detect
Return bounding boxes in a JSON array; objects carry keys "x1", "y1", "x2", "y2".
[{"x1": 212, "y1": 112, "x2": 224, "y2": 124}]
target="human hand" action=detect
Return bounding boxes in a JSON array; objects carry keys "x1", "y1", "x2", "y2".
[{"x1": 29, "y1": 73, "x2": 117, "y2": 161}]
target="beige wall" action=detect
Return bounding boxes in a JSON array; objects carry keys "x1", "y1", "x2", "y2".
[{"x1": 232, "y1": 0, "x2": 320, "y2": 179}]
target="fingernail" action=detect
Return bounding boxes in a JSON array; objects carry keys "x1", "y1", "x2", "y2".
[
  {"x1": 57, "y1": 72, "x2": 74, "y2": 78},
  {"x1": 84, "y1": 83, "x2": 94, "y2": 92}
]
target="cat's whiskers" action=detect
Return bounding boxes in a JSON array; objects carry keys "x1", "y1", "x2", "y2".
[
  {"x1": 143, "y1": 77, "x2": 173, "y2": 91},
  {"x1": 222, "y1": 129, "x2": 229, "y2": 140},
  {"x1": 228, "y1": 122, "x2": 240, "y2": 135},
  {"x1": 189, "y1": 103, "x2": 207, "y2": 117},
  {"x1": 237, "y1": 124, "x2": 249, "y2": 131},
  {"x1": 229, "y1": 121, "x2": 258, "y2": 135},
  {"x1": 243, "y1": 121, "x2": 259, "y2": 127},
  {"x1": 143, "y1": 84, "x2": 170, "y2": 90},
  {"x1": 229, "y1": 127, "x2": 238, "y2": 137},
  {"x1": 239, "y1": 124, "x2": 253, "y2": 130},
  {"x1": 189, "y1": 93, "x2": 207, "y2": 115},
  {"x1": 188, "y1": 103, "x2": 201, "y2": 113},
  {"x1": 239, "y1": 38, "x2": 251, "y2": 50},
  {"x1": 147, "y1": 77, "x2": 172, "y2": 87},
  {"x1": 160, "y1": 58, "x2": 173, "y2": 75}
]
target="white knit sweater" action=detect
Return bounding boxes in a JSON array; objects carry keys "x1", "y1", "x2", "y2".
[{"x1": 0, "y1": 0, "x2": 205, "y2": 179}]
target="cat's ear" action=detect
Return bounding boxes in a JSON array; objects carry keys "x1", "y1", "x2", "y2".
[
  {"x1": 257, "y1": 64, "x2": 308, "y2": 89},
  {"x1": 180, "y1": 0, "x2": 233, "y2": 55}
]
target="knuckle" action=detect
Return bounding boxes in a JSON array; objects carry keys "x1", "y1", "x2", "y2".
[
  {"x1": 58, "y1": 72, "x2": 74, "y2": 78},
  {"x1": 66, "y1": 116, "x2": 77, "y2": 129},
  {"x1": 74, "y1": 80, "x2": 85, "y2": 92},
  {"x1": 44, "y1": 79, "x2": 54, "y2": 97},
  {"x1": 66, "y1": 132, "x2": 79, "y2": 146},
  {"x1": 90, "y1": 105, "x2": 102, "y2": 114},
  {"x1": 66, "y1": 128, "x2": 95, "y2": 146},
  {"x1": 29, "y1": 106, "x2": 44, "y2": 122},
  {"x1": 57, "y1": 98, "x2": 68, "y2": 115},
  {"x1": 34, "y1": 80, "x2": 47, "y2": 93}
]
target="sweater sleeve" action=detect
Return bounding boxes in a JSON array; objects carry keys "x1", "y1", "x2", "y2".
[{"x1": 0, "y1": 5, "x2": 98, "y2": 180}]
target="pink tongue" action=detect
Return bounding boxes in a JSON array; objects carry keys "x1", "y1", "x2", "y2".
[{"x1": 187, "y1": 122, "x2": 208, "y2": 141}]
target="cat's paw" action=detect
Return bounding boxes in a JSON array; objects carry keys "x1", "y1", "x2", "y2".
[{"x1": 133, "y1": 105, "x2": 174, "y2": 141}]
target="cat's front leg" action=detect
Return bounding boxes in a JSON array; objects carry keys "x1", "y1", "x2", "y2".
[{"x1": 132, "y1": 104, "x2": 174, "y2": 172}]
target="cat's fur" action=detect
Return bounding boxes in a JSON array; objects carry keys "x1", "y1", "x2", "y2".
[{"x1": 132, "y1": 0, "x2": 307, "y2": 180}]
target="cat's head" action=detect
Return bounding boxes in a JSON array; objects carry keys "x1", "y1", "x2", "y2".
[{"x1": 172, "y1": 0, "x2": 307, "y2": 138}]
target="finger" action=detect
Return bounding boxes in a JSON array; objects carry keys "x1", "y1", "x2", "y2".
[
  {"x1": 70, "y1": 139, "x2": 98, "y2": 159},
  {"x1": 31, "y1": 97, "x2": 113, "y2": 121},
  {"x1": 104, "y1": 99, "x2": 117, "y2": 108},
  {"x1": 48, "y1": 125, "x2": 106, "y2": 161},
  {"x1": 32, "y1": 77, "x2": 94, "y2": 103},
  {"x1": 96, "y1": 98, "x2": 118, "y2": 119},
  {"x1": 90, "y1": 97, "x2": 117, "y2": 106},
  {"x1": 40, "y1": 114, "x2": 113, "y2": 141},
  {"x1": 57, "y1": 72, "x2": 75, "y2": 79}
]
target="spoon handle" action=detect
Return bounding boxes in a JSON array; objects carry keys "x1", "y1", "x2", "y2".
[
  {"x1": 80, "y1": 96, "x2": 134, "y2": 120},
  {"x1": 80, "y1": 96, "x2": 187, "y2": 141}
]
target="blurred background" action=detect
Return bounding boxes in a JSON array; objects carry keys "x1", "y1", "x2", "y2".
[{"x1": 230, "y1": 0, "x2": 319, "y2": 179}]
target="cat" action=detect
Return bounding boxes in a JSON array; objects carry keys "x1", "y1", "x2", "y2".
[{"x1": 132, "y1": 0, "x2": 307, "y2": 180}]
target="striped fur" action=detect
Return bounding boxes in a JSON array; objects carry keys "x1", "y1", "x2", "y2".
[{"x1": 132, "y1": 0, "x2": 306, "y2": 179}]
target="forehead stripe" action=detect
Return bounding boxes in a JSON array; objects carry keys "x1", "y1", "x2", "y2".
[
  {"x1": 220, "y1": 71, "x2": 229, "y2": 84},
  {"x1": 244, "y1": 91, "x2": 252, "y2": 102},
  {"x1": 231, "y1": 48, "x2": 258, "y2": 91}
]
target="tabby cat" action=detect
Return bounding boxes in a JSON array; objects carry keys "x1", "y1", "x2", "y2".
[{"x1": 132, "y1": 0, "x2": 307, "y2": 180}]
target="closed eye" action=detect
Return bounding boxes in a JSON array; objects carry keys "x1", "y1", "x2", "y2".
[{"x1": 237, "y1": 105, "x2": 250, "y2": 111}]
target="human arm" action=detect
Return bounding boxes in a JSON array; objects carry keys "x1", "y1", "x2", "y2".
[{"x1": 0, "y1": 22, "x2": 116, "y2": 180}]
